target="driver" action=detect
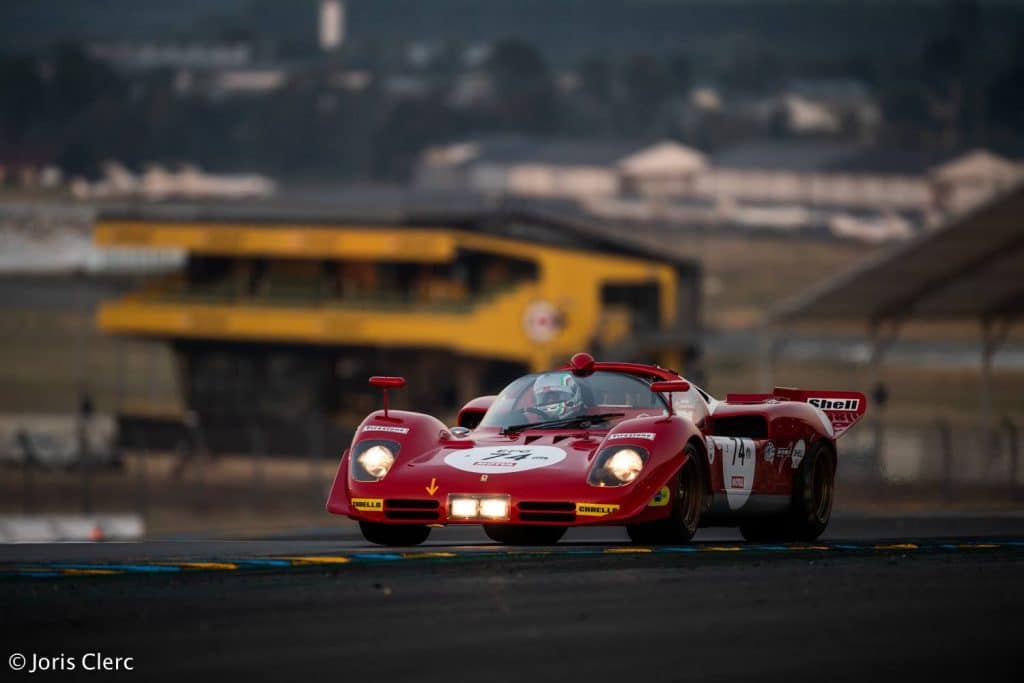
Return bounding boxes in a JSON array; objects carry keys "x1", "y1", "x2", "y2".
[{"x1": 531, "y1": 372, "x2": 583, "y2": 420}]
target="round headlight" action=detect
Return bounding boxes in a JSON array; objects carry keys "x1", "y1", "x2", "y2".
[
  {"x1": 605, "y1": 448, "x2": 644, "y2": 483},
  {"x1": 357, "y1": 444, "x2": 395, "y2": 480}
]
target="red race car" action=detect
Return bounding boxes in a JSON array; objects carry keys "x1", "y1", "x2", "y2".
[{"x1": 327, "y1": 353, "x2": 866, "y2": 546}]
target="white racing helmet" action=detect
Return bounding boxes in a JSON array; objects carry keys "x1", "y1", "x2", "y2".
[{"x1": 531, "y1": 372, "x2": 582, "y2": 419}]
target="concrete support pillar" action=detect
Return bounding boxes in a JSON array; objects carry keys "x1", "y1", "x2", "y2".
[
  {"x1": 866, "y1": 319, "x2": 900, "y2": 483},
  {"x1": 979, "y1": 317, "x2": 1012, "y2": 460},
  {"x1": 980, "y1": 318, "x2": 995, "y2": 454},
  {"x1": 758, "y1": 324, "x2": 777, "y2": 393}
]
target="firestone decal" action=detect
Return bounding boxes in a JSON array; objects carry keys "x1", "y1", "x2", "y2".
[
  {"x1": 710, "y1": 436, "x2": 756, "y2": 510},
  {"x1": 609, "y1": 432, "x2": 656, "y2": 441},
  {"x1": 363, "y1": 425, "x2": 409, "y2": 435},
  {"x1": 443, "y1": 445, "x2": 567, "y2": 474}
]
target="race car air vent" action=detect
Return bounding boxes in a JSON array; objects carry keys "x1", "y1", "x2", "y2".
[
  {"x1": 518, "y1": 501, "x2": 576, "y2": 511},
  {"x1": 385, "y1": 499, "x2": 440, "y2": 510},
  {"x1": 525, "y1": 435, "x2": 544, "y2": 444},
  {"x1": 384, "y1": 499, "x2": 441, "y2": 520},
  {"x1": 385, "y1": 510, "x2": 440, "y2": 520},
  {"x1": 519, "y1": 513, "x2": 576, "y2": 523},
  {"x1": 709, "y1": 415, "x2": 768, "y2": 438}
]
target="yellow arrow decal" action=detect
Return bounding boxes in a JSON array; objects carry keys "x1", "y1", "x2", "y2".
[{"x1": 425, "y1": 477, "x2": 439, "y2": 495}]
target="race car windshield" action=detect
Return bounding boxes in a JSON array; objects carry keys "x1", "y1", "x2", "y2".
[{"x1": 479, "y1": 371, "x2": 670, "y2": 430}]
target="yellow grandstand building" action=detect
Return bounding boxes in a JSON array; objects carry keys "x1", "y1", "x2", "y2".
[{"x1": 94, "y1": 204, "x2": 701, "y2": 449}]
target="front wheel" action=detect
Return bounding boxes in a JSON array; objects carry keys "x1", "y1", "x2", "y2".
[
  {"x1": 483, "y1": 524, "x2": 567, "y2": 545},
  {"x1": 627, "y1": 443, "x2": 704, "y2": 545},
  {"x1": 359, "y1": 521, "x2": 431, "y2": 546}
]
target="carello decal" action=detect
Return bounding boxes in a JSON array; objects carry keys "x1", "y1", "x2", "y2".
[
  {"x1": 351, "y1": 498, "x2": 383, "y2": 512},
  {"x1": 575, "y1": 502, "x2": 620, "y2": 517}
]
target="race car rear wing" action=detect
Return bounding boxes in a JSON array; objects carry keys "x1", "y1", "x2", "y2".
[{"x1": 773, "y1": 387, "x2": 867, "y2": 438}]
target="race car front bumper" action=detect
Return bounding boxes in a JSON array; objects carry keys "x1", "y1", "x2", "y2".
[
  {"x1": 326, "y1": 446, "x2": 682, "y2": 526},
  {"x1": 330, "y1": 478, "x2": 674, "y2": 526}
]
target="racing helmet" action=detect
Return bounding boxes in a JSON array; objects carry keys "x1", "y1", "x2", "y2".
[{"x1": 531, "y1": 372, "x2": 582, "y2": 419}]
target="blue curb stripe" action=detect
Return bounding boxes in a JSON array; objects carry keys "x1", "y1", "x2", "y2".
[
  {"x1": 52, "y1": 563, "x2": 181, "y2": 573},
  {"x1": 233, "y1": 559, "x2": 294, "y2": 568},
  {"x1": 4, "y1": 538, "x2": 1022, "y2": 579}
]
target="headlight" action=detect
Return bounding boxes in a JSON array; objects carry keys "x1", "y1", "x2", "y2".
[
  {"x1": 605, "y1": 449, "x2": 644, "y2": 483},
  {"x1": 448, "y1": 495, "x2": 511, "y2": 520},
  {"x1": 450, "y1": 497, "x2": 479, "y2": 518},
  {"x1": 588, "y1": 446, "x2": 648, "y2": 486},
  {"x1": 479, "y1": 497, "x2": 510, "y2": 519},
  {"x1": 358, "y1": 445, "x2": 395, "y2": 479},
  {"x1": 352, "y1": 443, "x2": 396, "y2": 481}
]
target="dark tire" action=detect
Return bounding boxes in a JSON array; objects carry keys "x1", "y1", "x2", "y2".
[
  {"x1": 739, "y1": 441, "x2": 834, "y2": 543},
  {"x1": 359, "y1": 521, "x2": 431, "y2": 546},
  {"x1": 789, "y1": 441, "x2": 835, "y2": 541},
  {"x1": 483, "y1": 525, "x2": 567, "y2": 545},
  {"x1": 627, "y1": 443, "x2": 704, "y2": 545}
]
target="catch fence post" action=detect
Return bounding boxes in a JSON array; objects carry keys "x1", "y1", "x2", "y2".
[
  {"x1": 936, "y1": 418, "x2": 953, "y2": 505},
  {"x1": 1003, "y1": 417, "x2": 1020, "y2": 501}
]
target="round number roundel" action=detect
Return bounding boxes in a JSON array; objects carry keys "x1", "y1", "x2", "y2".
[
  {"x1": 443, "y1": 445, "x2": 567, "y2": 474},
  {"x1": 523, "y1": 301, "x2": 564, "y2": 343}
]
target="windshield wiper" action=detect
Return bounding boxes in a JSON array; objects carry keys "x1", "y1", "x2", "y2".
[{"x1": 501, "y1": 412, "x2": 625, "y2": 435}]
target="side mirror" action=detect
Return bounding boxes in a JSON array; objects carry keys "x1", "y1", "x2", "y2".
[
  {"x1": 369, "y1": 376, "x2": 406, "y2": 417},
  {"x1": 369, "y1": 376, "x2": 406, "y2": 389},
  {"x1": 650, "y1": 380, "x2": 690, "y2": 417},
  {"x1": 650, "y1": 380, "x2": 690, "y2": 394},
  {"x1": 457, "y1": 395, "x2": 496, "y2": 430}
]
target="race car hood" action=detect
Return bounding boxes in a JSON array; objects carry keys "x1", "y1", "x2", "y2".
[{"x1": 397, "y1": 432, "x2": 604, "y2": 490}]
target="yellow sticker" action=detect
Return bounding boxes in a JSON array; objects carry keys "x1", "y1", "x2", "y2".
[
  {"x1": 647, "y1": 486, "x2": 671, "y2": 507},
  {"x1": 352, "y1": 497, "x2": 384, "y2": 512},
  {"x1": 575, "y1": 502, "x2": 620, "y2": 517}
]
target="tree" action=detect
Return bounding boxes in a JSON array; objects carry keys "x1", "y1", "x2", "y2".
[
  {"x1": 667, "y1": 52, "x2": 692, "y2": 96},
  {"x1": 485, "y1": 39, "x2": 557, "y2": 133},
  {"x1": 579, "y1": 55, "x2": 612, "y2": 103},
  {"x1": 50, "y1": 42, "x2": 122, "y2": 122},
  {"x1": 0, "y1": 54, "x2": 46, "y2": 140},
  {"x1": 621, "y1": 53, "x2": 670, "y2": 133}
]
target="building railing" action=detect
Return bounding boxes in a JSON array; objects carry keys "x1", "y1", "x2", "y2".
[{"x1": 127, "y1": 276, "x2": 525, "y2": 314}]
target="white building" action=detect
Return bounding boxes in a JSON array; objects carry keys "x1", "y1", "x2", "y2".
[{"x1": 415, "y1": 136, "x2": 1024, "y2": 241}]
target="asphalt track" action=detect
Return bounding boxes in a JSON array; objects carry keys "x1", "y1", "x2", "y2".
[{"x1": 2, "y1": 515, "x2": 1023, "y2": 682}]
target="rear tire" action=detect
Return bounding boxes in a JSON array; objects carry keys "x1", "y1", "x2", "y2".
[
  {"x1": 739, "y1": 441, "x2": 834, "y2": 543},
  {"x1": 359, "y1": 521, "x2": 431, "y2": 546},
  {"x1": 483, "y1": 525, "x2": 567, "y2": 545},
  {"x1": 627, "y1": 443, "x2": 704, "y2": 545}
]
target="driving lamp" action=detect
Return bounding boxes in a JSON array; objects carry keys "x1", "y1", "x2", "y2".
[
  {"x1": 357, "y1": 444, "x2": 395, "y2": 480},
  {"x1": 605, "y1": 448, "x2": 644, "y2": 483}
]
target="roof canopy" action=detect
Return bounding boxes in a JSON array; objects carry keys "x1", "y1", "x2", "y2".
[{"x1": 774, "y1": 183, "x2": 1024, "y2": 323}]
